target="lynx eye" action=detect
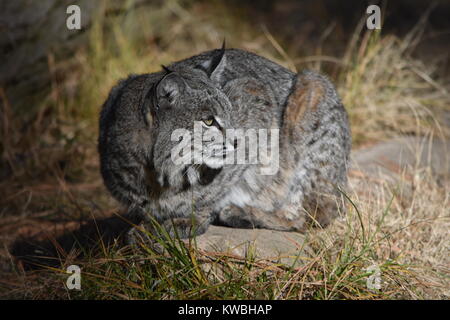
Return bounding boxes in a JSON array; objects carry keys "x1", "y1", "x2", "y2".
[{"x1": 203, "y1": 118, "x2": 214, "y2": 126}]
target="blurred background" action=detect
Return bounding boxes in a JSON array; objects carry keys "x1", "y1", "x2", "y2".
[{"x1": 0, "y1": 0, "x2": 449, "y2": 298}]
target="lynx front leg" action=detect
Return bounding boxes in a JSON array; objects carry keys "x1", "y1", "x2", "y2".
[
  {"x1": 161, "y1": 214, "x2": 211, "y2": 239},
  {"x1": 217, "y1": 205, "x2": 256, "y2": 229},
  {"x1": 126, "y1": 216, "x2": 211, "y2": 244},
  {"x1": 218, "y1": 204, "x2": 306, "y2": 232},
  {"x1": 126, "y1": 209, "x2": 212, "y2": 244}
]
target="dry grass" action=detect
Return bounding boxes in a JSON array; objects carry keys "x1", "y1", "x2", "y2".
[
  {"x1": 3, "y1": 163, "x2": 448, "y2": 299},
  {"x1": 0, "y1": 0, "x2": 448, "y2": 299},
  {"x1": 338, "y1": 20, "x2": 449, "y2": 145}
]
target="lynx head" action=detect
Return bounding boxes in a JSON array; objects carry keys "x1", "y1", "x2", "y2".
[{"x1": 143, "y1": 48, "x2": 238, "y2": 189}]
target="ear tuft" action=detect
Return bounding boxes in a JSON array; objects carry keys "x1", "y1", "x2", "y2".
[
  {"x1": 161, "y1": 65, "x2": 172, "y2": 73},
  {"x1": 197, "y1": 43, "x2": 227, "y2": 83}
]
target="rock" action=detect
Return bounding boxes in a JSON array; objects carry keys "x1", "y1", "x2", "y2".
[
  {"x1": 191, "y1": 225, "x2": 307, "y2": 267},
  {"x1": 350, "y1": 136, "x2": 449, "y2": 181}
]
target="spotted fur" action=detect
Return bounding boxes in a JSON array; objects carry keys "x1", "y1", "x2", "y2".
[{"x1": 98, "y1": 47, "x2": 351, "y2": 240}]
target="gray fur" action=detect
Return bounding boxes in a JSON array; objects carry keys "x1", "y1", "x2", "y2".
[{"x1": 98, "y1": 47, "x2": 351, "y2": 240}]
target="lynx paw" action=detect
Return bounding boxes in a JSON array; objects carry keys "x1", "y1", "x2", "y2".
[
  {"x1": 125, "y1": 223, "x2": 153, "y2": 246},
  {"x1": 162, "y1": 217, "x2": 210, "y2": 239},
  {"x1": 217, "y1": 206, "x2": 256, "y2": 228}
]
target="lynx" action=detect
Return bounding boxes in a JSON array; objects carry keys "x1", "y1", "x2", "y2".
[{"x1": 98, "y1": 46, "x2": 351, "y2": 241}]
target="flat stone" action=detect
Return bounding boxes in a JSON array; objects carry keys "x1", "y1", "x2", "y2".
[
  {"x1": 192, "y1": 225, "x2": 307, "y2": 267},
  {"x1": 351, "y1": 136, "x2": 449, "y2": 182}
]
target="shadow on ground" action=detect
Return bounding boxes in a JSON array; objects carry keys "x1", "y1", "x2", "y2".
[{"x1": 10, "y1": 214, "x2": 134, "y2": 270}]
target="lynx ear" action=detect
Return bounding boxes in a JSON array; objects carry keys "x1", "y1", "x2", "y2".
[
  {"x1": 141, "y1": 70, "x2": 186, "y2": 126},
  {"x1": 155, "y1": 72, "x2": 186, "y2": 108},
  {"x1": 198, "y1": 41, "x2": 227, "y2": 83}
]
